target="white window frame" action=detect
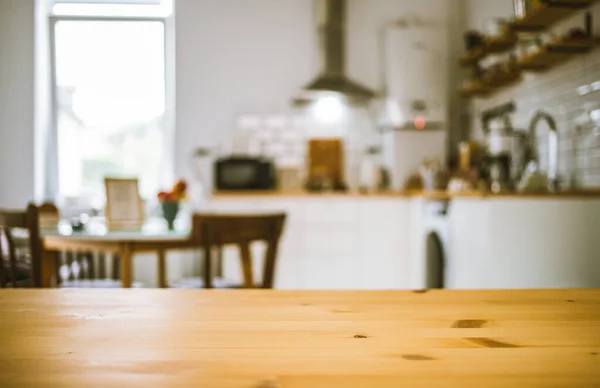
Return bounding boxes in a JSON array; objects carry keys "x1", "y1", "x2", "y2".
[
  {"x1": 55, "y1": 0, "x2": 162, "y2": 4},
  {"x1": 46, "y1": 12, "x2": 175, "y2": 208}
]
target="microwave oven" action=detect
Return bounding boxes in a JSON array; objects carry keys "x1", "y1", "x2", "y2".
[{"x1": 214, "y1": 156, "x2": 276, "y2": 191}]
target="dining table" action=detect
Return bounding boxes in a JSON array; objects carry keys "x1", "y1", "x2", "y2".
[
  {"x1": 0, "y1": 288, "x2": 599, "y2": 387},
  {"x1": 40, "y1": 219, "x2": 193, "y2": 288}
]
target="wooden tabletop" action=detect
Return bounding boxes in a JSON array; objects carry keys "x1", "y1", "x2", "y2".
[
  {"x1": 1, "y1": 289, "x2": 599, "y2": 387},
  {"x1": 41, "y1": 219, "x2": 190, "y2": 242}
]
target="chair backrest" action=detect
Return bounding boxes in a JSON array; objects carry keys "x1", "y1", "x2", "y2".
[
  {"x1": 191, "y1": 213, "x2": 286, "y2": 289},
  {"x1": 0, "y1": 209, "x2": 28, "y2": 287},
  {"x1": 0, "y1": 203, "x2": 58, "y2": 288}
]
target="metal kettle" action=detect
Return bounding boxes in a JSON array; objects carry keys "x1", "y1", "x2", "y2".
[{"x1": 487, "y1": 117, "x2": 531, "y2": 189}]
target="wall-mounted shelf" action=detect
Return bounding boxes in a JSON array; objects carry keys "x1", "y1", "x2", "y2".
[
  {"x1": 482, "y1": 69, "x2": 522, "y2": 89},
  {"x1": 460, "y1": 69, "x2": 521, "y2": 99},
  {"x1": 518, "y1": 38, "x2": 599, "y2": 71},
  {"x1": 460, "y1": 81, "x2": 490, "y2": 98},
  {"x1": 512, "y1": 0, "x2": 598, "y2": 32},
  {"x1": 459, "y1": 35, "x2": 517, "y2": 66},
  {"x1": 458, "y1": 0, "x2": 598, "y2": 99},
  {"x1": 460, "y1": 36, "x2": 598, "y2": 97}
]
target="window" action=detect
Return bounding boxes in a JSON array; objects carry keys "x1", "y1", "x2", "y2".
[
  {"x1": 52, "y1": 0, "x2": 171, "y2": 18},
  {"x1": 48, "y1": 1, "x2": 173, "y2": 203}
]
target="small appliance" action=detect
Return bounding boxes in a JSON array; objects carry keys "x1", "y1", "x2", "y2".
[{"x1": 214, "y1": 156, "x2": 275, "y2": 191}]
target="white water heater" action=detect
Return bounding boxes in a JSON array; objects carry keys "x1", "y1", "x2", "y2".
[
  {"x1": 379, "y1": 19, "x2": 448, "y2": 190},
  {"x1": 380, "y1": 20, "x2": 448, "y2": 129}
]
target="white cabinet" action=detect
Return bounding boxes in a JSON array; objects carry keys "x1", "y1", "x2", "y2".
[
  {"x1": 209, "y1": 195, "x2": 412, "y2": 290},
  {"x1": 446, "y1": 200, "x2": 491, "y2": 289},
  {"x1": 448, "y1": 198, "x2": 600, "y2": 289},
  {"x1": 303, "y1": 198, "x2": 359, "y2": 290},
  {"x1": 357, "y1": 198, "x2": 411, "y2": 289},
  {"x1": 210, "y1": 195, "x2": 600, "y2": 290}
]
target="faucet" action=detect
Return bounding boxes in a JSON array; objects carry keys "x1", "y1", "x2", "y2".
[{"x1": 528, "y1": 110, "x2": 560, "y2": 191}]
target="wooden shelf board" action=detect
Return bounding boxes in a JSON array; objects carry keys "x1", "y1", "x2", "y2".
[
  {"x1": 459, "y1": 52, "x2": 483, "y2": 66},
  {"x1": 517, "y1": 38, "x2": 598, "y2": 71},
  {"x1": 485, "y1": 36, "x2": 518, "y2": 53},
  {"x1": 460, "y1": 71, "x2": 521, "y2": 99},
  {"x1": 482, "y1": 68, "x2": 521, "y2": 85},
  {"x1": 460, "y1": 34, "x2": 599, "y2": 98},
  {"x1": 484, "y1": 77, "x2": 522, "y2": 92},
  {"x1": 459, "y1": 36, "x2": 517, "y2": 66},
  {"x1": 512, "y1": 0, "x2": 598, "y2": 32},
  {"x1": 459, "y1": 51, "x2": 483, "y2": 66},
  {"x1": 460, "y1": 82, "x2": 490, "y2": 98}
]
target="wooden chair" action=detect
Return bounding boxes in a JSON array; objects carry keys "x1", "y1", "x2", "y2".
[
  {"x1": 37, "y1": 203, "x2": 130, "y2": 288},
  {"x1": 58, "y1": 252, "x2": 131, "y2": 288},
  {"x1": 0, "y1": 204, "x2": 43, "y2": 287},
  {"x1": 0, "y1": 203, "x2": 127, "y2": 288},
  {"x1": 171, "y1": 213, "x2": 286, "y2": 289}
]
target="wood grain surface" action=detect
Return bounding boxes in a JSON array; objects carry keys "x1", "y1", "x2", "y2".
[{"x1": 0, "y1": 289, "x2": 599, "y2": 387}]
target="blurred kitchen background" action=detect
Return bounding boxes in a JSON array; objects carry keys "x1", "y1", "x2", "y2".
[{"x1": 1, "y1": 0, "x2": 600, "y2": 290}]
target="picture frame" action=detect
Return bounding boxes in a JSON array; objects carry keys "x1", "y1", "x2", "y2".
[{"x1": 104, "y1": 177, "x2": 144, "y2": 230}]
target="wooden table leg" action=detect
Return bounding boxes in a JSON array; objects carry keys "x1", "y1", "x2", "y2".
[
  {"x1": 157, "y1": 249, "x2": 167, "y2": 288},
  {"x1": 98, "y1": 252, "x2": 106, "y2": 279},
  {"x1": 120, "y1": 244, "x2": 133, "y2": 288},
  {"x1": 203, "y1": 245, "x2": 212, "y2": 289},
  {"x1": 41, "y1": 247, "x2": 58, "y2": 288},
  {"x1": 215, "y1": 247, "x2": 223, "y2": 277},
  {"x1": 239, "y1": 243, "x2": 254, "y2": 288}
]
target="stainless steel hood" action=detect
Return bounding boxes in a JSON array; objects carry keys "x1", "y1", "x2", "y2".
[{"x1": 293, "y1": 0, "x2": 376, "y2": 106}]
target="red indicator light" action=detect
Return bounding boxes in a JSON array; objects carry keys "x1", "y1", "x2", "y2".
[{"x1": 414, "y1": 116, "x2": 426, "y2": 130}]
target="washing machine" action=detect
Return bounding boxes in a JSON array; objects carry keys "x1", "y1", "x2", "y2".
[{"x1": 422, "y1": 199, "x2": 450, "y2": 289}]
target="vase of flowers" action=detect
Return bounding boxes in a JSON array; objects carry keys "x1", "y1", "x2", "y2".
[{"x1": 157, "y1": 179, "x2": 187, "y2": 230}]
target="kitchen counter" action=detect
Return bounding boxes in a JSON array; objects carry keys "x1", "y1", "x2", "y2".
[
  {"x1": 212, "y1": 189, "x2": 600, "y2": 200},
  {"x1": 211, "y1": 190, "x2": 417, "y2": 198},
  {"x1": 210, "y1": 190, "x2": 600, "y2": 290},
  {"x1": 447, "y1": 197, "x2": 600, "y2": 289},
  {"x1": 1, "y1": 289, "x2": 599, "y2": 387},
  {"x1": 447, "y1": 190, "x2": 600, "y2": 199},
  {"x1": 209, "y1": 194, "x2": 414, "y2": 289}
]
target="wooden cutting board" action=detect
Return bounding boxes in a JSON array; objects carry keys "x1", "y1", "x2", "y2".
[{"x1": 307, "y1": 138, "x2": 345, "y2": 186}]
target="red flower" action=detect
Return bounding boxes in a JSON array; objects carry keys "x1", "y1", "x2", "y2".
[
  {"x1": 158, "y1": 179, "x2": 187, "y2": 203},
  {"x1": 163, "y1": 192, "x2": 176, "y2": 202},
  {"x1": 157, "y1": 191, "x2": 169, "y2": 202}
]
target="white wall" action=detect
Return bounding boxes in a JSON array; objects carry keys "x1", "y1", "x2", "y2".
[
  {"x1": 174, "y1": 0, "x2": 313, "y2": 184},
  {"x1": 464, "y1": 0, "x2": 513, "y2": 31},
  {"x1": 175, "y1": 0, "x2": 465, "y2": 184},
  {"x1": 1, "y1": 0, "x2": 466, "y2": 206},
  {"x1": 0, "y1": 0, "x2": 36, "y2": 208},
  {"x1": 35, "y1": 0, "x2": 52, "y2": 203},
  {"x1": 347, "y1": 0, "x2": 459, "y2": 96}
]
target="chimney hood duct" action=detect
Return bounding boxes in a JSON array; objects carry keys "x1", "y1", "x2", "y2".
[{"x1": 293, "y1": 0, "x2": 376, "y2": 106}]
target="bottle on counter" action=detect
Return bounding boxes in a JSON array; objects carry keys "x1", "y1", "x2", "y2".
[
  {"x1": 448, "y1": 141, "x2": 481, "y2": 193},
  {"x1": 358, "y1": 146, "x2": 382, "y2": 193},
  {"x1": 190, "y1": 147, "x2": 212, "y2": 211}
]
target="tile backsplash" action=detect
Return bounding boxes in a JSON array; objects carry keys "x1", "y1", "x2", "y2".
[
  {"x1": 471, "y1": 48, "x2": 600, "y2": 189},
  {"x1": 232, "y1": 113, "x2": 307, "y2": 168},
  {"x1": 229, "y1": 107, "x2": 378, "y2": 190}
]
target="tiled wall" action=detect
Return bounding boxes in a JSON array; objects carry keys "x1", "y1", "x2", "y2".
[
  {"x1": 471, "y1": 49, "x2": 600, "y2": 188},
  {"x1": 229, "y1": 107, "x2": 377, "y2": 190},
  {"x1": 468, "y1": 5, "x2": 600, "y2": 189}
]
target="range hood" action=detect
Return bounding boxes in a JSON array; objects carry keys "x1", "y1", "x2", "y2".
[{"x1": 293, "y1": 0, "x2": 376, "y2": 106}]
